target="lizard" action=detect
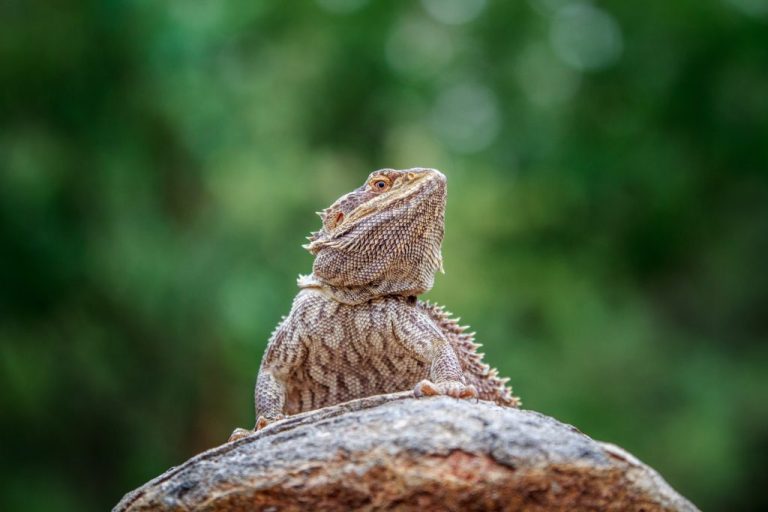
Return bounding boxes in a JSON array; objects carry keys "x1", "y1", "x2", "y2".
[{"x1": 233, "y1": 168, "x2": 519, "y2": 438}]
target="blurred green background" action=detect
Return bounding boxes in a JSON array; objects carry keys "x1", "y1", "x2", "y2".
[{"x1": 1, "y1": 0, "x2": 767, "y2": 510}]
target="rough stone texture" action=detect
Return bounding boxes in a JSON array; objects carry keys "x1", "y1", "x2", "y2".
[{"x1": 114, "y1": 393, "x2": 699, "y2": 511}]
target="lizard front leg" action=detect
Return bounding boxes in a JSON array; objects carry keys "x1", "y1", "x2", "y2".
[
  {"x1": 392, "y1": 304, "x2": 477, "y2": 400},
  {"x1": 229, "y1": 314, "x2": 307, "y2": 442},
  {"x1": 253, "y1": 319, "x2": 308, "y2": 429},
  {"x1": 413, "y1": 337, "x2": 478, "y2": 399},
  {"x1": 254, "y1": 369, "x2": 287, "y2": 429},
  {"x1": 229, "y1": 364, "x2": 291, "y2": 442}
]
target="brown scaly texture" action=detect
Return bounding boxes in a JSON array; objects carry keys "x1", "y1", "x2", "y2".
[{"x1": 246, "y1": 168, "x2": 518, "y2": 432}]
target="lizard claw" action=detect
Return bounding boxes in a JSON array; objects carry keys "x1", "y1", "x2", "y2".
[
  {"x1": 227, "y1": 427, "x2": 254, "y2": 442},
  {"x1": 414, "y1": 380, "x2": 478, "y2": 400},
  {"x1": 255, "y1": 414, "x2": 284, "y2": 430},
  {"x1": 229, "y1": 415, "x2": 286, "y2": 441}
]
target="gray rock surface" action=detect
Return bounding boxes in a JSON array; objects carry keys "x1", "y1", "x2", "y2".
[{"x1": 114, "y1": 392, "x2": 699, "y2": 511}]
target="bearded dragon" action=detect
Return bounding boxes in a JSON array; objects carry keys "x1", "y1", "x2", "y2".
[{"x1": 235, "y1": 168, "x2": 519, "y2": 437}]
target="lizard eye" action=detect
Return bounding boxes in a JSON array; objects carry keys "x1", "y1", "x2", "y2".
[{"x1": 370, "y1": 177, "x2": 391, "y2": 192}]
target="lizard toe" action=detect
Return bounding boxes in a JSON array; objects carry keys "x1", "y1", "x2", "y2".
[
  {"x1": 256, "y1": 414, "x2": 285, "y2": 430},
  {"x1": 414, "y1": 380, "x2": 478, "y2": 400},
  {"x1": 441, "y1": 381, "x2": 477, "y2": 399},
  {"x1": 413, "y1": 379, "x2": 441, "y2": 397},
  {"x1": 458, "y1": 383, "x2": 479, "y2": 399},
  {"x1": 227, "y1": 428, "x2": 254, "y2": 442}
]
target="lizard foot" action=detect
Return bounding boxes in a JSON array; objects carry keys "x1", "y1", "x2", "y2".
[
  {"x1": 414, "y1": 379, "x2": 478, "y2": 400},
  {"x1": 255, "y1": 414, "x2": 284, "y2": 430},
  {"x1": 227, "y1": 428, "x2": 254, "y2": 442},
  {"x1": 228, "y1": 414, "x2": 285, "y2": 441}
]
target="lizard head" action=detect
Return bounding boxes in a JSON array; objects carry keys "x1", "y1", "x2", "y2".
[{"x1": 304, "y1": 168, "x2": 446, "y2": 300}]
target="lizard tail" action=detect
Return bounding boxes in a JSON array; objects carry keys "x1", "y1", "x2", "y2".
[{"x1": 419, "y1": 300, "x2": 521, "y2": 408}]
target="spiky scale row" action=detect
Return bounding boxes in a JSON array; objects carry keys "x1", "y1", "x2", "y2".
[{"x1": 420, "y1": 301, "x2": 520, "y2": 407}]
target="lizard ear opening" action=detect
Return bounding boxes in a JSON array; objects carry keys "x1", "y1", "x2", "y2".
[{"x1": 326, "y1": 211, "x2": 344, "y2": 230}]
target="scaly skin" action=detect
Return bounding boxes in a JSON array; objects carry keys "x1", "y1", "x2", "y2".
[{"x1": 238, "y1": 168, "x2": 519, "y2": 437}]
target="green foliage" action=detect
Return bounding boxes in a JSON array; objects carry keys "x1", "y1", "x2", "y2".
[{"x1": 1, "y1": 1, "x2": 767, "y2": 510}]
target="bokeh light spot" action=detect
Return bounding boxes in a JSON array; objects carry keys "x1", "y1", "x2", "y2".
[
  {"x1": 316, "y1": 0, "x2": 369, "y2": 14},
  {"x1": 723, "y1": 0, "x2": 768, "y2": 17},
  {"x1": 550, "y1": 3, "x2": 623, "y2": 71},
  {"x1": 515, "y1": 42, "x2": 581, "y2": 107},
  {"x1": 527, "y1": 0, "x2": 572, "y2": 16},
  {"x1": 386, "y1": 17, "x2": 454, "y2": 77},
  {"x1": 429, "y1": 82, "x2": 501, "y2": 153},
  {"x1": 421, "y1": 0, "x2": 487, "y2": 25}
]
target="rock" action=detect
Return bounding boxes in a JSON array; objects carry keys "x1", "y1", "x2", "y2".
[{"x1": 114, "y1": 392, "x2": 699, "y2": 511}]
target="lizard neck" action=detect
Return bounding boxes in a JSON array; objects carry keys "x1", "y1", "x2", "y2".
[{"x1": 297, "y1": 273, "x2": 427, "y2": 305}]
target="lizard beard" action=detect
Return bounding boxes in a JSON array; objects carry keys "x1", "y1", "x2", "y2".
[{"x1": 300, "y1": 179, "x2": 445, "y2": 305}]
